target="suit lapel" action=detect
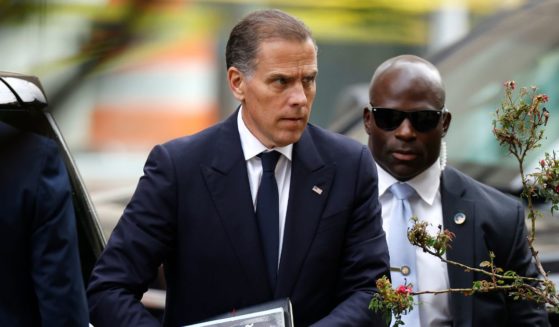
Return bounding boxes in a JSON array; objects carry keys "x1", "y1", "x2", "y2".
[
  {"x1": 275, "y1": 128, "x2": 335, "y2": 297},
  {"x1": 441, "y1": 167, "x2": 475, "y2": 326},
  {"x1": 201, "y1": 112, "x2": 272, "y2": 296}
]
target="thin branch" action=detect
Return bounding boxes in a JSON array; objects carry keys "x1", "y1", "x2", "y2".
[{"x1": 416, "y1": 245, "x2": 542, "y2": 283}]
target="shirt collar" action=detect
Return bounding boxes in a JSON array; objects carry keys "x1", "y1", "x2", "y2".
[
  {"x1": 376, "y1": 160, "x2": 441, "y2": 205},
  {"x1": 237, "y1": 107, "x2": 293, "y2": 161}
]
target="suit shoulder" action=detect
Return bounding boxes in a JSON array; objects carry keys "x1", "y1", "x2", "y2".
[
  {"x1": 0, "y1": 122, "x2": 59, "y2": 162},
  {"x1": 160, "y1": 123, "x2": 221, "y2": 151},
  {"x1": 150, "y1": 121, "x2": 228, "y2": 166},
  {"x1": 306, "y1": 123, "x2": 366, "y2": 155},
  {"x1": 444, "y1": 166, "x2": 520, "y2": 207},
  {"x1": 145, "y1": 116, "x2": 240, "y2": 168}
]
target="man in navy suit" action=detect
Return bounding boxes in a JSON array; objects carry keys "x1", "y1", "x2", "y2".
[
  {"x1": 363, "y1": 54, "x2": 548, "y2": 326},
  {"x1": 0, "y1": 121, "x2": 88, "y2": 326},
  {"x1": 88, "y1": 9, "x2": 390, "y2": 326}
]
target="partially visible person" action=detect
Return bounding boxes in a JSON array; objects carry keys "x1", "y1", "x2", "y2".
[
  {"x1": 88, "y1": 8, "x2": 389, "y2": 327},
  {"x1": 0, "y1": 121, "x2": 89, "y2": 326},
  {"x1": 363, "y1": 54, "x2": 548, "y2": 326}
]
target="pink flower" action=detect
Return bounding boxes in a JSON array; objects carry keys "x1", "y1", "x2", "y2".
[
  {"x1": 540, "y1": 160, "x2": 546, "y2": 168},
  {"x1": 535, "y1": 94, "x2": 549, "y2": 103},
  {"x1": 396, "y1": 285, "x2": 413, "y2": 295},
  {"x1": 504, "y1": 80, "x2": 516, "y2": 90}
]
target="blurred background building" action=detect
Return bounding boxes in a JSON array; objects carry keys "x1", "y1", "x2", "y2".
[{"x1": 0, "y1": 0, "x2": 544, "y2": 238}]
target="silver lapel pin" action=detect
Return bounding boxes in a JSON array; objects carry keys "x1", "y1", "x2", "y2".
[{"x1": 454, "y1": 212, "x2": 466, "y2": 225}]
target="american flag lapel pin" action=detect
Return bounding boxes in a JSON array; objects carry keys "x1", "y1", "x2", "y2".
[{"x1": 312, "y1": 185, "x2": 323, "y2": 195}]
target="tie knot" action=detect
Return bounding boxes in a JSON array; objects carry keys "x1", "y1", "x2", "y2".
[
  {"x1": 259, "y1": 151, "x2": 281, "y2": 172},
  {"x1": 390, "y1": 182, "x2": 415, "y2": 200}
]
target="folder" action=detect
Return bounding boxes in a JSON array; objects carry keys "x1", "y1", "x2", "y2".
[{"x1": 183, "y1": 298, "x2": 294, "y2": 327}]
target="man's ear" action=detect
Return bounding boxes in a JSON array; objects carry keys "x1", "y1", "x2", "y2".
[
  {"x1": 227, "y1": 67, "x2": 245, "y2": 102},
  {"x1": 363, "y1": 107, "x2": 373, "y2": 135},
  {"x1": 441, "y1": 112, "x2": 452, "y2": 137}
]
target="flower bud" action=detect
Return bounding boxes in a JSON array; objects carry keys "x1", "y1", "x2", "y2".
[{"x1": 504, "y1": 80, "x2": 516, "y2": 90}]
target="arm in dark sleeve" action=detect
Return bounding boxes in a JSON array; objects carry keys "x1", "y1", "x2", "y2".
[
  {"x1": 313, "y1": 146, "x2": 390, "y2": 326},
  {"x1": 87, "y1": 145, "x2": 177, "y2": 327},
  {"x1": 31, "y1": 139, "x2": 89, "y2": 327},
  {"x1": 506, "y1": 203, "x2": 549, "y2": 326}
]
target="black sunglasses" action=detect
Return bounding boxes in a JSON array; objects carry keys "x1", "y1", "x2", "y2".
[{"x1": 367, "y1": 104, "x2": 448, "y2": 132}]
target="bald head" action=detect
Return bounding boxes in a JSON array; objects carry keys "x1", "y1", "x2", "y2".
[
  {"x1": 369, "y1": 55, "x2": 445, "y2": 109},
  {"x1": 363, "y1": 55, "x2": 451, "y2": 181}
]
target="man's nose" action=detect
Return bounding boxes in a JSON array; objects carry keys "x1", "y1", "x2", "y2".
[
  {"x1": 395, "y1": 118, "x2": 416, "y2": 140},
  {"x1": 289, "y1": 82, "x2": 308, "y2": 106}
]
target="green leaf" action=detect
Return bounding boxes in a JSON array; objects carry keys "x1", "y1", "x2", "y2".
[
  {"x1": 504, "y1": 270, "x2": 518, "y2": 277},
  {"x1": 472, "y1": 281, "x2": 482, "y2": 290}
]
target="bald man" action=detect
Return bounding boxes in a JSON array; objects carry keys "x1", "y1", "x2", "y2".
[{"x1": 363, "y1": 55, "x2": 548, "y2": 326}]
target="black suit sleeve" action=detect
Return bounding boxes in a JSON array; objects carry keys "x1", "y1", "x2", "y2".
[
  {"x1": 311, "y1": 146, "x2": 390, "y2": 326},
  {"x1": 88, "y1": 145, "x2": 177, "y2": 327},
  {"x1": 31, "y1": 139, "x2": 89, "y2": 326}
]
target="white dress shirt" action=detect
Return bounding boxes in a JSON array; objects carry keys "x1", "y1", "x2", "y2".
[
  {"x1": 237, "y1": 108, "x2": 292, "y2": 267},
  {"x1": 377, "y1": 161, "x2": 452, "y2": 327}
]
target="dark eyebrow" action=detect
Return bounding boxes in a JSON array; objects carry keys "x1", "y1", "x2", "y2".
[
  {"x1": 266, "y1": 73, "x2": 293, "y2": 83},
  {"x1": 303, "y1": 72, "x2": 317, "y2": 80}
]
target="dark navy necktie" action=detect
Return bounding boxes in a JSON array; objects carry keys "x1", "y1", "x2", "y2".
[{"x1": 256, "y1": 150, "x2": 281, "y2": 291}]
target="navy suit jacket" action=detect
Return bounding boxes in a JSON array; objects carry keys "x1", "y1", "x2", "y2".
[
  {"x1": 441, "y1": 166, "x2": 548, "y2": 326},
  {"x1": 0, "y1": 122, "x2": 88, "y2": 326},
  {"x1": 88, "y1": 112, "x2": 390, "y2": 326}
]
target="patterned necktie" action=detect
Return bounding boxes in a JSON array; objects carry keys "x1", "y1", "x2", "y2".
[
  {"x1": 256, "y1": 151, "x2": 281, "y2": 291},
  {"x1": 389, "y1": 182, "x2": 420, "y2": 326}
]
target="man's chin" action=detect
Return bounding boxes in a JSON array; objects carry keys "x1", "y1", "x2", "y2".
[
  {"x1": 389, "y1": 165, "x2": 422, "y2": 182},
  {"x1": 273, "y1": 132, "x2": 305, "y2": 147}
]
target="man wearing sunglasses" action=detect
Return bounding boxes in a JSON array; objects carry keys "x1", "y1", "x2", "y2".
[{"x1": 363, "y1": 55, "x2": 548, "y2": 326}]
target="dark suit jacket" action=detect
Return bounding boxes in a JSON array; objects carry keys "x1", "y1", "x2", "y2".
[
  {"x1": 0, "y1": 122, "x2": 88, "y2": 326},
  {"x1": 87, "y1": 112, "x2": 390, "y2": 326},
  {"x1": 442, "y1": 166, "x2": 548, "y2": 326}
]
